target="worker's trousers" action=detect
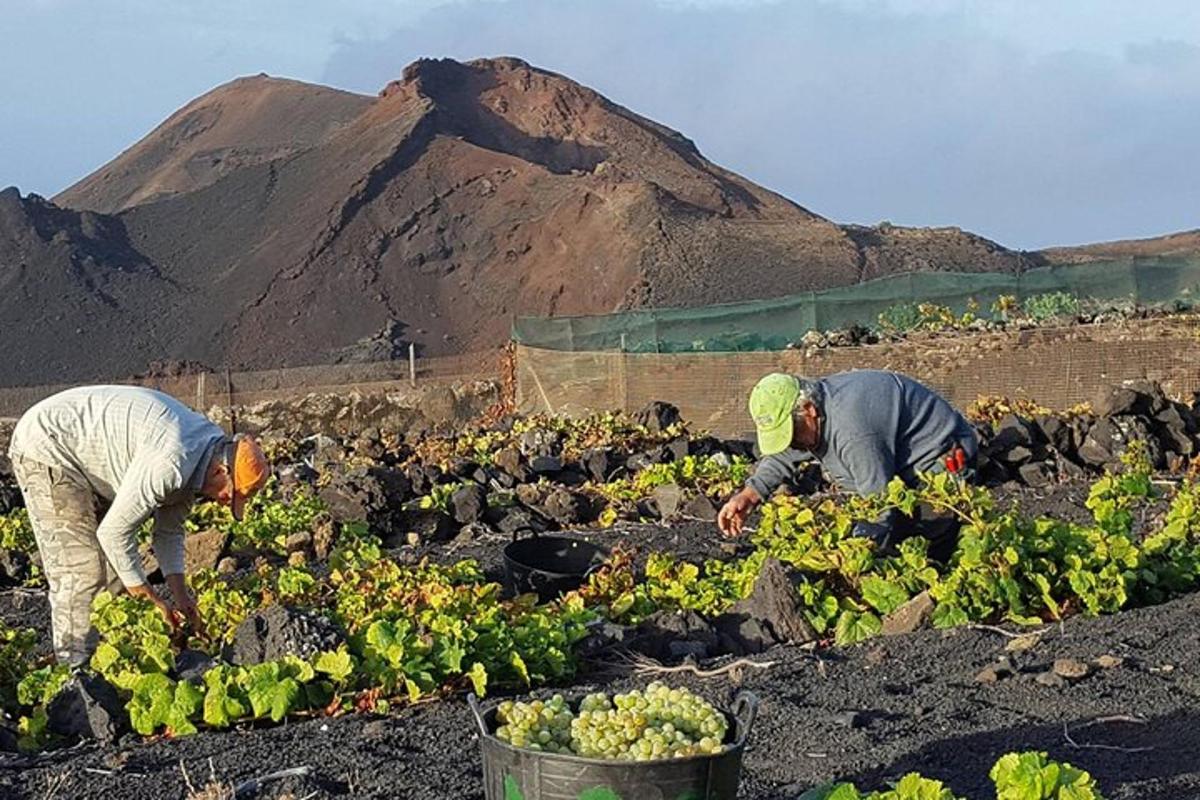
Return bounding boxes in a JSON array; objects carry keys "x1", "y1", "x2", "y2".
[{"x1": 11, "y1": 456, "x2": 120, "y2": 665}]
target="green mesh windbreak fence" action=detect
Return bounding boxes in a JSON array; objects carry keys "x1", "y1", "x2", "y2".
[{"x1": 513, "y1": 256, "x2": 1200, "y2": 353}]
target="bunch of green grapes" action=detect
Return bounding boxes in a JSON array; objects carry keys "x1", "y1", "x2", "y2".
[
  {"x1": 494, "y1": 694, "x2": 574, "y2": 754},
  {"x1": 494, "y1": 683, "x2": 728, "y2": 761}
]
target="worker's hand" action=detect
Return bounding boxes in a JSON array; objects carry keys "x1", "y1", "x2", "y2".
[
  {"x1": 126, "y1": 583, "x2": 181, "y2": 633},
  {"x1": 176, "y1": 598, "x2": 207, "y2": 640},
  {"x1": 166, "y1": 574, "x2": 207, "y2": 640},
  {"x1": 717, "y1": 487, "x2": 762, "y2": 537}
]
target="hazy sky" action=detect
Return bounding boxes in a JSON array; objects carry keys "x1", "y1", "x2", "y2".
[{"x1": 2, "y1": 0, "x2": 1197, "y2": 249}]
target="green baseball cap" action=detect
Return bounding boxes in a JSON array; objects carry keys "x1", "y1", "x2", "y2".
[{"x1": 749, "y1": 373, "x2": 800, "y2": 456}]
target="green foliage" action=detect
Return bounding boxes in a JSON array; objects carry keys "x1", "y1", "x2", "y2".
[
  {"x1": 127, "y1": 673, "x2": 205, "y2": 736},
  {"x1": 16, "y1": 665, "x2": 70, "y2": 708},
  {"x1": 90, "y1": 592, "x2": 176, "y2": 690},
  {"x1": 990, "y1": 751, "x2": 1104, "y2": 799},
  {"x1": 589, "y1": 454, "x2": 752, "y2": 525},
  {"x1": 1023, "y1": 292, "x2": 1081, "y2": 322},
  {"x1": 189, "y1": 481, "x2": 327, "y2": 554},
  {"x1": 0, "y1": 509, "x2": 34, "y2": 552},
  {"x1": 191, "y1": 569, "x2": 263, "y2": 647},
  {"x1": 0, "y1": 623, "x2": 40, "y2": 713},
  {"x1": 800, "y1": 752, "x2": 1100, "y2": 799},
  {"x1": 276, "y1": 565, "x2": 318, "y2": 602},
  {"x1": 417, "y1": 482, "x2": 464, "y2": 514}
]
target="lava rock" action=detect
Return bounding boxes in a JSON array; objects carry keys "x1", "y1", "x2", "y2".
[
  {"x1": 712, "y1": 559, "x2": 815, "y2": 654},
  {"x1": 0, "y1": 549, "x2": 34, "y2": 587},
  {"x1": 492, "y1": 507, "x2": 548, "y2": 535},
  {"x1": 175, "y1": 649, "x2": 217, "y2": 683},
  {"x1": 518, "y1": 427, "x2": 562, "y2": 458},
  {"x1": 46, "y1": 673, "x2": 126, "y2": 744},
  {"x1": 630, "y1": 611, "x2": 717, "y2": 661},
  {"x1": 284, "y1": 531, "x2": 312, "y2": 554},
  {"x1": 1053, "y1": 658, "x2": 1092, "y2": 681},
  {"x1": 0, "y1": 722, "x2": 17, "y2": 753},
  {"x1": 1093, "y1": 380, "x2": 1170, "y2": 419},
  {"x1": 227, "y1": 605, "x2": 343, "y2": 665},
  {"x1": 1035, "y1": 414, "x2": 1075, "y2": 454},
  {"x1": 681, "y1": 493, "x2": 718, "y2": 522},
  {"x1": 581, "y1": 448, "x2": 622, "y2": 483},
  {"x1": 0, "y1": 482, "x2": 22, "y2": 515},
  {"x1": 634, "y1": 401, "x2": 681, "y2": 433},
  {"x1": 529, "y1": 455, "x2": 564, "y2": 475},
  {"x1": 450, "y1": 483, "x2": 488, "y2": 525},
  {"x1": 492, "y1": 443, "x2": 530, "y2": 482},
  {"x1": 975, "y1": 661, "x2": 1015, "y2": 684},
  {"x1": 576, "y1": 621, "x2": 637, "y2": 658},
  {"x1": 392, "y1": 509, "x2": 456, "y2": 545},
  {"x1": 992, "y1": 414, "x2": 1042, "y2": 451},
  {"x1": 1017, "y1": 461, "x2": 1056, "y2": 489},
  {"x1": 650, "y1": 483, "x2": 685, "y2": 521},
  {"x1": 664, "y1": 437, "x2": 690, "y2": 463},
  {"x1": 514, "y1": 483, "x2": 544, "y2": 507},
  {"x1": 881, "y1": 591, "x2": 935, "y2": 636},
  {"x1": 1035, "y1": 671, "x2": 1068, "y2": 689},
  {"x1": 543, "y1": 489, "x2": 589, "y2": 525},
  {"x1": 1077, "y1": 417, "x2": 1163, "y2": 467},
  {"x1": 318, "y1": 466, "x2": 412, "y2": 540}
]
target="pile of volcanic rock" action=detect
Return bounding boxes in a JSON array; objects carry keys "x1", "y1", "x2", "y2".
[
  {"x1": 975, "y1": 380, "x2": 1199, "y2": 488},
  {"x1": 308, "y1": 401, "x2": 757, "y2": 547}
]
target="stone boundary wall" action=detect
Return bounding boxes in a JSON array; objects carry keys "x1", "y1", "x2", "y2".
[
  {"x1": 0, "y1": 352, "x2": 493, "y2": 420},
  {"x1": 516, "y1": 317, "x2": 1200, "y2": 436}
]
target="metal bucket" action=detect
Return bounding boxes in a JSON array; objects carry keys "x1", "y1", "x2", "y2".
[
  {"x1": 470, "y1": 691, "x2": 758, "y2": 800},
  {"x1": 501, "y1": 533, "x2": 609, "y2": 602}
]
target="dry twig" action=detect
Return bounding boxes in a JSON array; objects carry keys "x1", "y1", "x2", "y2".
[
  {"x1": 621, "y1": 652, "x2": 776, "y2": 678},
  {"x1": 966, "y1": 623, "x2": 1049, "y2": 639},
  {"x1": 1062, "y1": 722, "x2": 1153, "y2": 753}
]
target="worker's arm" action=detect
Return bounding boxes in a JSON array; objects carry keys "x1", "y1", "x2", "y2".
[
  {"x1": 838, "y1": 435, "x2": 901, "y2": 546},
  {"x1": 152, "y1": 501, "x2": 189, "y2": 579},
  {"x1": 745, "y1": 449, "x2": 810, "y2": 500},
  {"x1": 152, "y1": 501, "x2": 206, "y2": 636},
  {"x1": 720, "y1": 449, "x2": 811, "y2": 537},
  {"x1": 94, "y1": 456, "x2": 185, "y2": 589}
]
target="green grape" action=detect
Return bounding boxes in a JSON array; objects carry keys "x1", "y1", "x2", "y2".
[{"x1": 494, "y1": 685, "x2": 729, "y2": 760}]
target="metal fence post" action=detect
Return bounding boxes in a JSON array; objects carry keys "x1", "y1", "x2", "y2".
[{"x1": 409, "y1": 343, "x2": 416, "y2": 387}]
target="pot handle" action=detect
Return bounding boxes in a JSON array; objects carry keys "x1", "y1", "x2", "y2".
[
  {"x1": 730, "y1": 690, "x2": 759, "y2": 746},
  {"x1": 510, "y1": 526, "x2": 540, "y2": 543},
  {"x1": 467, "y1": 693, "x2": 490, "y2": 738}
]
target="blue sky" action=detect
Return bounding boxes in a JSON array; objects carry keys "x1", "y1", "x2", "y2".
[{"x1": 2, "y1": 0, "x2": 1197, "y2": 249}]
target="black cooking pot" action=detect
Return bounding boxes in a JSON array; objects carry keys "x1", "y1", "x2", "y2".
[{"x1": 501, "y1": 533, "x2": 609, "y2": 602}]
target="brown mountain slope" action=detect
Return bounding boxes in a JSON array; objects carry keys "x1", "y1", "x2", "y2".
[
  {"x1": 1040, "y1": 229, "x2": 1200, "y2": 263},
  {"x1": 4, "y1": 57, "x2": 1189, "y2": 386},
  {"x1": 55, "y1": 75, "x2": 371, "y2": 214}
]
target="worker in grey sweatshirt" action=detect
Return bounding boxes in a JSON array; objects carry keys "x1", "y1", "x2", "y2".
[
  {"x1": 8, "y1": 386, "x2": 271, "y2": 664},
  {"x1": 718, "y1": 370, "x2": 978, "y2": 555}
]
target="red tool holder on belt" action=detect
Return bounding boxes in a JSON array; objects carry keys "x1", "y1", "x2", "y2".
[{"x1": 944, "y1": 445, "x2": 968, "y2": 474}]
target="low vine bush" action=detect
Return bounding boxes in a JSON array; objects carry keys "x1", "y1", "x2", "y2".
[{"x1": 801, "y1": 750, "x2": 1105, "y2": 799}]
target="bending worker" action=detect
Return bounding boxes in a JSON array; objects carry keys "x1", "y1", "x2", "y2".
[
  {"x1": 8, "y1": 385, "x2": 270, "y2": 665},
  {"x1": 718, "y1": 370, "x2": 978, "y2": 557}
]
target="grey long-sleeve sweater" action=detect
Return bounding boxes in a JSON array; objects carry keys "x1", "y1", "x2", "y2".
[
  {"x1": 9, "y1": 386, "x2": 226, "y2": 587},
  {"x1": 746, "y1": 370, "x2": 977, "y2": 500}
]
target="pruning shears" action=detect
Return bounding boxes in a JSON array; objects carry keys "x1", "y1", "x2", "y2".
[{"x1": 944, "y1": 445, "x2": 968, "y2": 475}]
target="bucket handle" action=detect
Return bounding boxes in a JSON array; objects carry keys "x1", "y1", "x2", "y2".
[
  {"x1": 730, "y1": 690, "x2": 759, "y2": 746},
  {"x1": 467, "y1": 693, "x2": 490, "y2": 738}
]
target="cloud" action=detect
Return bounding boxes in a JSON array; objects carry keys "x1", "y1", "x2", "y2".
[{"x1": 320, "y1": 0, "x2": 1200, "y2": 248}]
